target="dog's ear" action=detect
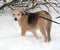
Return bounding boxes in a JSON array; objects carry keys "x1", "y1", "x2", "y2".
[{"x1": 20, "y1": 10, "x2": 25, "y2": 16}]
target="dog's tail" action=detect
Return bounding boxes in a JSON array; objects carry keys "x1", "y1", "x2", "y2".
[{"x1": 39, "y1": 16, "x2": 60, "y2": 24}]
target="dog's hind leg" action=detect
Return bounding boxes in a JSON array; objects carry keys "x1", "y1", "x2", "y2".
[
  {"x1": 46, "y1": 21, "x2": 52, "y2": 41},
  {"x1": 39, "y1": 26, "x2": 49, "y2": 42},
  {"x1": 32, "y1": 31, "x2": 39, "y2": 39}
]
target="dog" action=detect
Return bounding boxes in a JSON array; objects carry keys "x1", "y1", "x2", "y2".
[{"x1": 11, "y1": 9, "x2": 52, "y2": 42}]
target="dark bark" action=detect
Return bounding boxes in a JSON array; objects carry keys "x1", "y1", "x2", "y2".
[
  {"x1": 23, "y1": 0, "x2": 28, "y2": 1},
  {"x1": 3, "y1": 0, "x2": 6, "y2": 2},
  {"x1": 0, "y1": 0, "x2": 19, "y2": 10}
]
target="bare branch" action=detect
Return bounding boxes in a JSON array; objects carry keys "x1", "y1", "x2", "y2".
[
  {"x1": 0, "y1": 0, "x2": 28, "y2": 10},
  {"x1": 49, "y1": 3, "x2": 59, "y2": 13},
  {"x1": 44, "y1": 5, "x2": 50, "y2": 12},
  {"x1": 44, "y1": 0, "x2": 50, "y2": 2},
  {"x1": 26, "y1": 2, "x2": 57, "y2": 11},
  {"x1": 26, "y1": 3, "x2": 38, "y2": 10},
  {"x1": 0, "y1": 0, "x2": 59, "y2": 14}
]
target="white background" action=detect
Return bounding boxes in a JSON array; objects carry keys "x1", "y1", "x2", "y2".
[{"x1": 0, "y1": 0, "x2": 60, "y2": 50}]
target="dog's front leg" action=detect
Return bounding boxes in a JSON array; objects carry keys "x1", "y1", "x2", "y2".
[
  {"x1": 21, "y1": 28, "x2": 26, "y2": 36},
  {"x1": 39, "y1": 26, "x2": 49, "y2": 42}
]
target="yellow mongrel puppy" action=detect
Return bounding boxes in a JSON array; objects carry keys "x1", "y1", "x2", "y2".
[{"x1": 12, "y1": 9, "x2": 52, "y2": 42}]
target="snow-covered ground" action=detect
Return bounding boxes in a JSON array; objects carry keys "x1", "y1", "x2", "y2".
[{"x1": 0, "y1": 7, "x2": 60, "y2": 50}]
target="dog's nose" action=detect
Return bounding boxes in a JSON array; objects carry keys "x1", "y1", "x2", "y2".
[{"x1": 14, "y1": 18, "x2": 17, "y2": 21}]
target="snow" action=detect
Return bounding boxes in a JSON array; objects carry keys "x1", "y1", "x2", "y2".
[{"x1": 0, "y1": 7, "x2": 60, "y2": 50}]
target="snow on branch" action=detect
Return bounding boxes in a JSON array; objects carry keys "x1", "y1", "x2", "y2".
[{"x1": 0, "y1": 0, "x2": 60, "y2": 13}]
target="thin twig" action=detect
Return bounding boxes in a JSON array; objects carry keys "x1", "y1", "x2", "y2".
[
  {"x1": 49, "y1": 3, "x2": 59, "y2": 13},
  {"x1": 45, "y1": 4, "x2": 50, "y2": 12}
]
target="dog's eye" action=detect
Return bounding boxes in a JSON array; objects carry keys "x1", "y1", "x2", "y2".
[{"x1": 17, "y1": 14, "x2": 20, "y2": 16}]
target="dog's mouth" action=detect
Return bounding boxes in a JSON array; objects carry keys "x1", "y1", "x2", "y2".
[{"x1": 14, "y1": 18, "x2": 18, "y2": 21}]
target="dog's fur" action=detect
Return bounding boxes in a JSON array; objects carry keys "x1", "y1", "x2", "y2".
[{"x1": 12, "y1": 9, "x2": 52, "y2": 42}]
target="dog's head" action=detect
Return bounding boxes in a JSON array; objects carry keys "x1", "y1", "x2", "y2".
[{"x1": 12, "y1": 9, "x2": 25, "y2": 21}]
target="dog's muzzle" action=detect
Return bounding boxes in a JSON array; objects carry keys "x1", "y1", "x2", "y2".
[{"x1": 14, "y1": 18, "x2": 18, "y2": 21}]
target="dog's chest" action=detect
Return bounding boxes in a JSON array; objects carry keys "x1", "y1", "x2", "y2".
[{"x1": 28, "y1": 13, "x2": 38, "y2": 27}]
